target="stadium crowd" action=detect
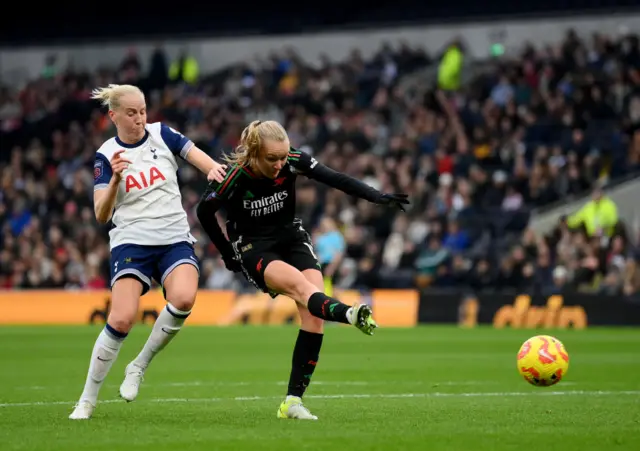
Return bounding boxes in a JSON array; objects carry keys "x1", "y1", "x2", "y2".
[{"x1": 1, "y1": 29, "x2": 640, "y2": 298}]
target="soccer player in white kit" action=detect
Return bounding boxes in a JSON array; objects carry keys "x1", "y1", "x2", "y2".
[{"x1": 69, "y1": 84, "x2": 227, "y2": 420}]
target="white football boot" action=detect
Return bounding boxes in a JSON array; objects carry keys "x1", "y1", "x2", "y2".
[
  {"x1": 69, "y1": 400, "x2": 95, "y2": 420},
  {"x1": 119, "y1": 362, "x2": 145, "y2": 402},
  {"x1": 277, "y1": 396, "x2": 318, "y2": 420}
]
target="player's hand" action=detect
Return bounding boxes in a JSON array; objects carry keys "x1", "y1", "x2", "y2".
[
  {"x1": 377, "y1": 193, "x2": 410, "y2": 211},
  {"x1": 207, "y1": 162, "x2": 227, "y2": 183},
  {"x1": 111, "y1": 150, "x2": 132, "y2": 181},
  {"x1": 222, "y1": 255, "x2": 242, "y2": 273}
]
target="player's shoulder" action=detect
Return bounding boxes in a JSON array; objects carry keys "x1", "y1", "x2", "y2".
[
  {"x1": 223, "y1": 163, "x2": 259, "y2": 179},
  {"x1": 225, "y1": 163, "x2": 256, "y2": 185},
  {"x1": 148, "y1": 121, "x2": 186, "y2": 136},
  {"x1": 147, "y1": 121, "x2": 183, "y2": 140},
  {"x1": 149, "y1": 122, "x2": 192, "y2": 154},
  {"x1": 96, "y1": 137, "x2": 120, "y2": 161},
  {"x1": 146, "y1": 122, "x2": 164, "y2": 138},
  {"x1": 212, "y1": 163, "x2": 253, "y2": 195}
]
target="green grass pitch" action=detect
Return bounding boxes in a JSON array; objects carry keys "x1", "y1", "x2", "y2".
[{"x1": 1, "y1": 325, "x2": 639, "y2": 450}]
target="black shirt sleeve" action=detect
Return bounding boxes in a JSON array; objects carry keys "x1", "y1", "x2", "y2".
[
  {"x1": 288, "y1": 148, "x2": 382, "y2": 203},
  {"x1": 195, "y1": 165, "x2": 242, "y2": 259}
]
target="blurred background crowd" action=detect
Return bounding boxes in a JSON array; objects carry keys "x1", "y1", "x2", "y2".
[{"x1": 2, "y1": 23, "x2": 640, "y2": 298}]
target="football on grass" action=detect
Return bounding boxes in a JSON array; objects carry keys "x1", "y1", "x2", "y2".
[{"x1": 517, "y1": 335, "x2": 570, "y2": 387}]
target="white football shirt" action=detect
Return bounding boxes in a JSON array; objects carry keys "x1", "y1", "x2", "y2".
[{"x1": 93, "y1": 122, "x2": 196, "y2": 249}]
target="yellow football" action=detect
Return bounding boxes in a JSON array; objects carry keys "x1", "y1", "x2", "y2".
[{"x1": 517, "y1": 335, "x2": 570, "y2": 387}]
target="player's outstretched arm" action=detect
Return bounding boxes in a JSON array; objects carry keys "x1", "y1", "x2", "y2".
[
  {"x1": 159, "y1": 123, "x2": 226, "y2": 183},
  {"x1": 290, "y1": 147, "x2": 410, "y2": 211},
  {"x1": 185, "y1": 146, "x2": 227, "y2": 183}
]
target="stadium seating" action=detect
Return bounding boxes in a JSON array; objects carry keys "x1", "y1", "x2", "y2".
[{"x1": 1, "y1": 30, "x2": 640, "y2": 297}]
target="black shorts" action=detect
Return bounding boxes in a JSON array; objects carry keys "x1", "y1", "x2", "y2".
[{"x1": 230, "y1": 219, "x2": 320, "y2": 298}]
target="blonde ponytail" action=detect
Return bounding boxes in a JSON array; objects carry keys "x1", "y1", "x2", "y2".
[{"x1": 91, "y1": 84, "x2": 144, "y2": 110}]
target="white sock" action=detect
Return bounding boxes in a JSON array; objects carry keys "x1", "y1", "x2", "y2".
[
  {"x1": 346, "y1": 307, "x2": 354, "y2": 325},
  {"x1": 79, "y1": 326, "x2": 126, "y2": 404},
  {"x1": 132, "y1": 303, "x2": 190, "y2": 369}
]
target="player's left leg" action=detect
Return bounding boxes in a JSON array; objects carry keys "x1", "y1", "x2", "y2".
[
  {"x1": 119, "y1": 242, "x2": 199, "y2": 401},
  {"x1": 278, "y1": 268, "x2": 325, "y2": 420}
]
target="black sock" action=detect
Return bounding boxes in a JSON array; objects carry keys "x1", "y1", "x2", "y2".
[
  {"x1": 306, "y1": 292, "x2": 351, "y2": 324},
  {"x1": 287, "y1": 329, "x2": 324, "y2": 398}
]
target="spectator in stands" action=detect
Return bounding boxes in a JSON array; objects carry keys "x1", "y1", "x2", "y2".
[
  {"x1": 147, "y1": 45, "x2": 169, "y2": 93},
  {"x1": 2, "y1": 29, "x2": 640, "y2": 301},
  {"x1": 314, "y1": 216, "x2": 346, "y2": 295},
  {"x1": 415, "y1": 236, "x2": 449, "y2": 288},
  {"x1": 550, "y1": 266, "x2": 569, "y2": 294},
  {"x1": 169, "y1": 49, "x2": 199, "y2": 85},
  {"x1": 202, "y1": 257, "x2": 239, "y2": 290},
  {"x1": 566, "y1": 186, "x2": 619, "y2": 237},
  {"x1": 442, "y1": 220, "x2": 470, "y2": 253},
  {"x1": 437, "y1": 39, "x2": 464, "y2": 93},
  {"x1": 119, "y1": 47, "x2": 142, "y2": 85}
]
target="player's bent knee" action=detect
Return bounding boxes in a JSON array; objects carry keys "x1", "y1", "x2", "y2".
[
  {"x1": 106, "y1": 316, "x2": 135, "y2": 334},
  {"x1": 264, "y1": 261, "x2": 318, "y2": 303},
  {"x1": 281, "y1": 279, "x2": 318, "y2": 305},
  {"x1": 107, "y1": 295, "x2": 138, "y2": 333},
  {"x1": 166, "y1": 292, "x2": 196, "y2": 312},
  {"x1": 164, "y1": 284, "x2": 197, "y2": 311},
  {"x1": 163, "y1": 263, "x2": 199, "y2": 311}
]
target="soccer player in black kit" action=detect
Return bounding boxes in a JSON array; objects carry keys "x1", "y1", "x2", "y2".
[{"x1": 196, "y1": 120, "x2": 409, "y2": 420}]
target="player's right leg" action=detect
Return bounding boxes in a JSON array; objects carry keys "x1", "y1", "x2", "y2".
[
  {"x1": 233, "y1": 236, "x2": 375, "y2": 333},
  {"x1": 69, "y1": 244, "x2": 151, "y2": 420},
  {"x1": 69, "y1": 278, "x2": 143, "y2": 419},
  {"x1": 261, "y1": 260, "x2": 377, "y2": 335}
]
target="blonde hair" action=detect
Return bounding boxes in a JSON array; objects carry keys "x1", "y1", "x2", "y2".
[
  {"x1": 91, "y1": 84, "x2": 144, "y2": 110},
  {"x1": 224, "y1": 120, "x2": 289, "y2": 167}
]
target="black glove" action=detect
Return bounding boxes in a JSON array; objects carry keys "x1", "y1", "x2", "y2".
[
  {"x1": 222, "y1": 254, "x2": 243, "y2": 273},
  {"x1": 377, "y1": 193, "x2": 410, "y2": 211}
]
